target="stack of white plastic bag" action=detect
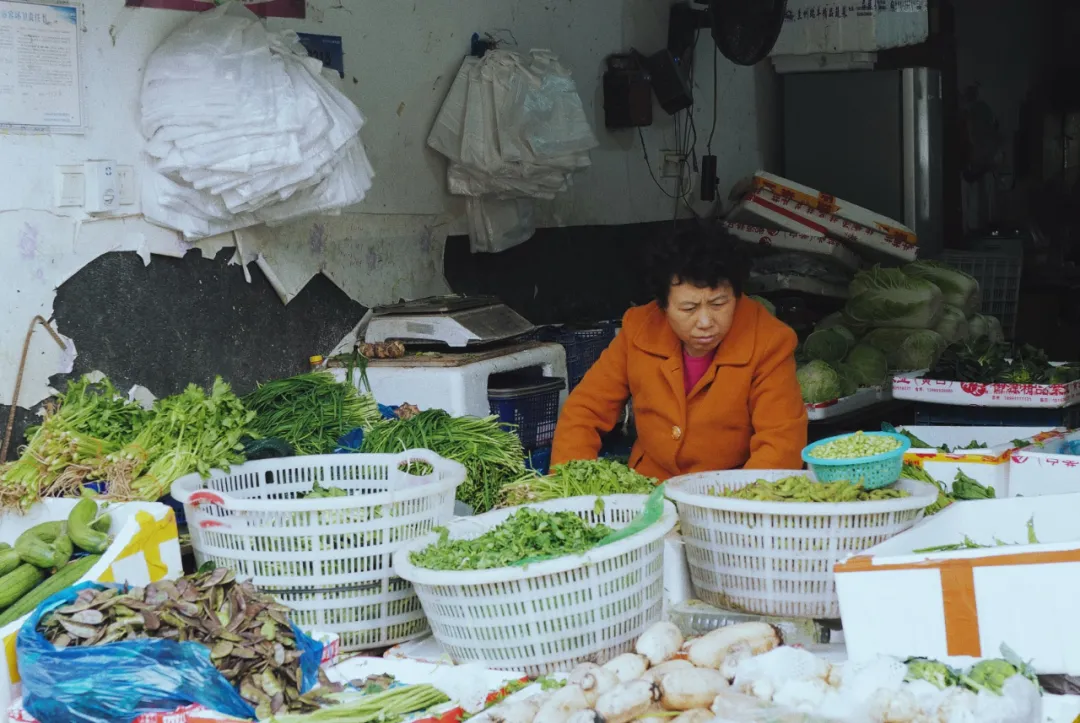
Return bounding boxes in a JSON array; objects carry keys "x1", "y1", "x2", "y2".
[
  {"x1": 428, "y1": 50, "x2": 598, "y2": 253},
  {"x1": 140, "y1": 4, "x2": 374, "y2": 240}
]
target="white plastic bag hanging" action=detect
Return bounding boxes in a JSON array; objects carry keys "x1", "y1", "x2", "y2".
[{"x1": 139, "y1": 4, "x2": 374, "y2": 240}]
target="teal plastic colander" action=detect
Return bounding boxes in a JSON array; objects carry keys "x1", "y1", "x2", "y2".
[{"x1": 801, "y1": 432, "x2": 911, "y2": 490}]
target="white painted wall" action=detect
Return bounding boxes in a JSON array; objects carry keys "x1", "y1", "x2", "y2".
[{"x1": 0, "y1": 0, "x2": 777, "y2": 407}]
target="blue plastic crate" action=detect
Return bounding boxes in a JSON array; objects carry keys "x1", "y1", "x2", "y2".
[
  {"x1": 525, "y1": 446, "x2": 552, "y2": 475},
  {"x1": 543, "y1": 323, "x2": 619, "y2": 391},
  {"x1": 913, "y1": 403, "x2": 1080, "y2": 428},
  {"x1": 489, "y1": 376, "x2": 566, "y2": 449}
]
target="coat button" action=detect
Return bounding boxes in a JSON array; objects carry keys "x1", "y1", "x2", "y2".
[{"x1": 672, "y1": 426, "x2": 682, "y2": 441}]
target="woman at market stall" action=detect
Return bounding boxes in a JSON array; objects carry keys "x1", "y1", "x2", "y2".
[{"x1": 551, "y1": 225, "x2": 807, "y2": 480}]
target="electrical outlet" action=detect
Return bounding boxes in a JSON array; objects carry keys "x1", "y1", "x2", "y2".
[{"x1": 661, "y1": 151, "x2": 686, "y2": 178}]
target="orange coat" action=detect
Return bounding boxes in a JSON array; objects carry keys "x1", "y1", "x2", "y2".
[{"x1": 551, "y1": 297, "x2": 808, "y2": 480}]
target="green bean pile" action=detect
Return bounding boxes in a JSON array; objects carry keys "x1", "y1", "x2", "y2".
[
  {"x1": 811, "y1": 431, "x2": 902, "y2": 459},
  {"x1": 714, "y1": 475, "x2": 908, "y2": 502},
  {"x1": 243, "y1": 372, "x2": 382, "y2": 455},
  {"x1": 360, "y1": 409, "x2": 528, "y2": 513}
]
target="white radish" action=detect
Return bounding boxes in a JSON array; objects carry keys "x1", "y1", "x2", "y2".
[
  {"x1": 535, "y1": 685, "x2": 590, "y2": 723},
  {"x1": 602, "y1": 653, "x2": 650, "y2": 682},
  {"x1": 566, "y1": 711, "x2": 603, "y2": 723},
  {"x1": 683, "y1": 623, "x2": 782, "y2": 671},
  {"x1": 669, "y1": 709, "x2": 712, "y2": 723},
  {"x1": 635, "y1": 622, "x2": 684, "y2": 666},
  {"x1": 642, "y1": 660, "x2": 696, "y2": 683},
  {"x1": 568, "y1": 663, "x2": 620, "y2": 706},
  {"x1": 594, "y1": 680, "x2": 661, "y2": 723},
  {"x1": 659, "y1": 669, "x2": 729, "y2": 711}
]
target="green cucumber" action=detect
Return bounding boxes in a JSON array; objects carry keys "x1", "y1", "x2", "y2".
[
  {"x1": 0, "y1": 548, "x2": 20, "y2": 577},
  {"x1": 0, "y1": 564, "x2": 45, "y2": 610},
  {"x1": 68, "y1": 496, "x2": 111, "y2": 554},
  {"x1": 0, "y1": 555, "x2": 101, "y2": 627},
  {"x1": 15, "y1": 522, "x2": 73, "y2": 569}
]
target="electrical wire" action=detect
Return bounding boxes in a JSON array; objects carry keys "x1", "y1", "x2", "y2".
[
  {"x1": 638, "y1": 127, "x2": 693, "y2": 201},
  {"x1": 707, "y1": 43, "x2": 719, "y2": 154}
]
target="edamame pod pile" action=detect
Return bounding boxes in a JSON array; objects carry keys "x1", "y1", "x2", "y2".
[
  {"x1": 811, "y1": 431, "x2": 902, "y2": 459},
  {"x1": 714, "y1": 475, "x2": 908, "y2": 502}
]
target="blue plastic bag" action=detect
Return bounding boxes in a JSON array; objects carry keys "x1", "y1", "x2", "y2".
[
  {"x1": 19, "y1": 582, "x2": 323, "y2": 723},
  {"x1": 334, "y1": 404, "x2": 399, "y2": 453}
]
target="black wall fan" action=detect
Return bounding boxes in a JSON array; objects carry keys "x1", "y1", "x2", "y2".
[
  {"x1": 711, "y1": 0, "x2": 788, "y2": 66},
  {"x1": 669, "y1": 0, "x2": 789, "y2": 67}
]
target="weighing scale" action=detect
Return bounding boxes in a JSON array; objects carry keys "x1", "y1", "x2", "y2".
[{"x1": 364, "y1": 295, "x2": 536, "y2": 349}]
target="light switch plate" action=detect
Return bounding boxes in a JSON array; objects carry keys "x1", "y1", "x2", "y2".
[
  {"x1": 55, "y1": 165, "x2": 85, "y2": 207},
  {"x1": 117, "y1": 166, "x2": 136, "y2": 205}
]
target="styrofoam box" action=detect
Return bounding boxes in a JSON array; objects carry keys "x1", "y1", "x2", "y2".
[
  {"x1": 0, "y1": 500, "x2": 181, "y2": 723},
  {"x1": 901, "y1": 425, "x2": 1065, "y2": 497},
  {"x1": 771, "y1": 0, "x2": 929, "y2": 56},
  {"x1": 730, "y1": 189, "x2": 917, "y2": 262},
  {"x1": 835, "y1": 494, "x2": 1080, "y2": 674},
  {"x1": 723, "y1": 220, "x2": 861, "y2": 271},
  {"x1": 807, "y1": 386, "x2": 892, "y2": 421},
  {"x1": 332, "y1": 343, "x2": 568, "y2": 418},
  {"x1": 893, "y1": 372, "x2": 1080, "y2": 408},
  {"x1": 1010, "y1": 429, "x2": 1080, "y2": 497}
]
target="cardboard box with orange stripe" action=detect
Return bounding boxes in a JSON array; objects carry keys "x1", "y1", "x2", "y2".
[
  {"x1": 0, "y1": 500, "x2": 181, "y2": 720},
  {"x1": 900, "y1": 425, "x2": 1065, "y2": 497},
  {"x1": 835, "y1": 494, "x2": 1080, "y2": 674}
]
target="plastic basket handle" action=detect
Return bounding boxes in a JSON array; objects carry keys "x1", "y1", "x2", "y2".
[{"x1": 394, "y1": 449, "x2": 445, "y2": 476}]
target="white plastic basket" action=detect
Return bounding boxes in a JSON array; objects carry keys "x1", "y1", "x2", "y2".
[
  {"x1": 171, "y1": 450, "x2": 465, "y2": 652},
  {"x1": 664, "y1": 470, "x2": 936, "y2": 619},
  {"x1": 393, "y1": 494, "x2": 679, "y2": 676}
]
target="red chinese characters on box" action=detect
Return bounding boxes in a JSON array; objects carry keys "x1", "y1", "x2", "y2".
[{"x1": 125, "y1": 0, "x2": 304, "y2": 18}]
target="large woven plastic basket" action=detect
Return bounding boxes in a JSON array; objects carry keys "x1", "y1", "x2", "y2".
[
  {"x1": 171, "y1": 450, "x2": 465, "y2": 652},
  {"x1": 394, "y1": 494, "x2": 678, "y2": 676},
  {"x1": 664, "y1": 470, "x2": 935, "y2": 619}
]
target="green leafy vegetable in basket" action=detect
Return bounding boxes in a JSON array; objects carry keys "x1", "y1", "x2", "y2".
[
  {"x1": 410, "y1": 508, "x2": 613, "y2": 570},
  {"x1": 361, "y1": 410, "x2": 527, "y2": 514},
  {"x1": 712, "y1": 475, "x2": 908, "y2": 502},
  {"x1": 244, "y1": 372, "x2": 382, "y2": 456},
  {"x1": 499, "y1": 459, "x2": 656, "y2": 507},
  {"x1": 811, "y1": 431, "x2": 902, "y2": 460}
]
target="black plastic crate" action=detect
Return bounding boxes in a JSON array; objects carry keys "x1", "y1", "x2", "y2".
[
  {"x1": 913, "y1": 403, "x2": 1080, "y2": 428},
  {"x1": 543, "y1": 323, "x2": 619, "y2": 391},
  {"x1": 488, "y1": 375, "x2": 566, "y2": 449}
]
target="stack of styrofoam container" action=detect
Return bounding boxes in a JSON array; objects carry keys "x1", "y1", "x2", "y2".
[
  {"x1": 1010, "y1": 429, "x2": 1080, "y2": 497},
  {"x1": 900, "y1": 425, "x2": 1065, "y2": 497},
  {"x1": 835, "y1": 494, "x2": 1080, "y2": 675},
  {"x1": 728, "y1": 171, "x2": 918, "y2": 262}
]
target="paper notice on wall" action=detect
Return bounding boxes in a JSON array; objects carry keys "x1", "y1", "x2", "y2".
[
  {"x1": 124, "y1": 0, "x2": 304, "y2": 18},
  {"x1": 0, "y1": 2, "x2": 83, "y2": 131},
  {"x1": 772, "y1": 0, "x2": 929, "y2": 55}
]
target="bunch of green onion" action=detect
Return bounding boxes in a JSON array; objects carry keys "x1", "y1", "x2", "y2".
[
  {"x1": 271, "y1": 683, "x2": 448, "y2": 723},
  {"x1": 244, "y1": 372, "x2": 382, "y2": 456},
  {"x1": 360, "y1": 409, "x2": 528, "y2": 513}
]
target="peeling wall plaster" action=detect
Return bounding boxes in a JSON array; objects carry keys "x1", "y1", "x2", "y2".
[{"x1": 0, "y1": 0, "x2": 777, "y2": 408}]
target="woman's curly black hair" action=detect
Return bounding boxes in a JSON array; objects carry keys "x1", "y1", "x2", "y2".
[{"x1": 645, "y1": 225, "x2": 750, "y2": 308}]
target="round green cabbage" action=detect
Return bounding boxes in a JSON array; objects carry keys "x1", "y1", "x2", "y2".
[
  {"x1": 804, "y1": 326, "x2": 855, "y2": 364},
  {"x1": 749, "y1": 295, "x2": 776, "y2": 316},
  {"x1": 934, "y1": 304, "x2": 970, "y2": 345},
  {"x1": 817, "y1": 310, "x2": 868, "y2": 337},
  {"x1": 903, "y1": 260, "x2": 981, "y2": 316},
  {"x1": 845, "y1": 344, "x2": 889, "y2": 387},
  {"x1": 834, "y1": 363, "x2": 859, "y2": 398},
  {"x1": 863, "y1": 328, "x2": 947, "y2": 372},
  {"x1": 797, "y1": 360, "x2": 842, "y2": 404},
  {"x1": 844, "y1": 266, "x2": 944, "y2": 329}
]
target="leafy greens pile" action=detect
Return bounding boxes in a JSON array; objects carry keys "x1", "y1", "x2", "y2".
[
  {"x1": 499, "y1": 458, "x2": 657, "y2": 507},
  {"x1": 410, "y1": 508, "x2": 612, "y2": 570},
  {"x1": 0, "y1": 376, "x2": 150, "y2": 510},
  {"x1": 928, "y1": 338, "x2": 1080, "y2": 385}
]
